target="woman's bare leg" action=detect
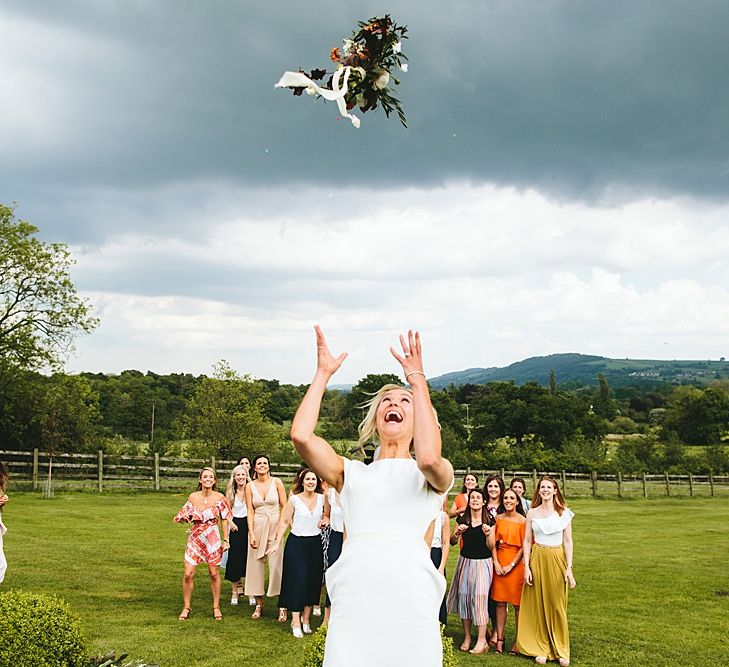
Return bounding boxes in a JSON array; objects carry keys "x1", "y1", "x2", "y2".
[{"x1": 460, "y1": 618, "x2": 472, "y2": 650}]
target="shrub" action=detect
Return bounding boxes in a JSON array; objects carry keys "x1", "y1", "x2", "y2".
[
  {"x1": 300, "y1": 623, "x2": 458, "y2": 667},
  {"x1": 0, "y1": 590, "x2": 87, "y2": 667}
]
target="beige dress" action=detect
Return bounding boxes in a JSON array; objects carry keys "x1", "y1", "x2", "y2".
[{"x1": 244, "y1": 478, "x2": 284, "y2": 597}]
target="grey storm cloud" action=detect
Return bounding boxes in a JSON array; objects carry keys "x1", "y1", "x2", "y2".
[{"x1": 2, "y1": 0, "x2": 729, "y2": 243}]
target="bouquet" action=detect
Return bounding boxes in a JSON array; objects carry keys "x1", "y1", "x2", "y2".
[{"x1": 275, "y1": 15, "x2": 408, "y2": 128}]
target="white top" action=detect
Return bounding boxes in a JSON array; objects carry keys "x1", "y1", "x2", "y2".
[
  {"x1": 520, "y1": 497, "x2": 532, "y2": 513},
  {"x1": 531, "y1": 508, "x2": 574, "y2": 547},
  {"x1": 327, "y1": 487, "x2": 345, "y2": 533},
  {"x1": 430, "y1": 510, "x2": 446, "y2": 549},
  {"x1": 291, "y1": 493, "x2": 324, "y2": 537},
  {"x1": 339, "y1": 457, "x2": 447, "y2": 539},
  {"x1": 232, "y1": 493, "x2": 248, "y2": 518}
]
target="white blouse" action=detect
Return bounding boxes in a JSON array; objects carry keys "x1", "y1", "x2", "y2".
[
  {"x1": 232, "y1": 493, "x2": 248, "y2": 518},
  {"x1": 291, "y1": 493, "x2": 324, "y2": 537},
  {"x1": 531, "y1": 508, "x2": 574, "y2": 547},
  {"x1": 327, "y1": 487, "x2": 345, "y2": 533},
  {"x1": 430, "y1": 510, "x2": 446, "y2": 549}
]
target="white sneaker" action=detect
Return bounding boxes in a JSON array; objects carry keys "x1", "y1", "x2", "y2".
[
  {"x1": 249, "y1": 596, "x2": 256, "y2": 605},
  {"x1": 291, "y1": 625, "x2": 304, "y2": 638},
  {"x1": 302, "y1": 623, "x2": 312, "y2": 634},
  {"x1": 312, "y1": 605, "x2": 321, "y2": 616}
]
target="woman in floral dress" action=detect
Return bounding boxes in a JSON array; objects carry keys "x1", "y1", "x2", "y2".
[{"x1": 174, "y1": 467, "x2": 233, "y2": 621}]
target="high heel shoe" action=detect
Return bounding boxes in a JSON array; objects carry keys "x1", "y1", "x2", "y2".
[
  {"x1": 470, "y1": 642, "x2": 490, "y2": 655},
  {"x1": 291, "y1": 624, "x2": 304, "y2": 638},
  {"x1": 251, "y1": 604, "x2": 262, "y2": 619},
  {"x1": 177, "y1": 607, "x2": 191, "y2": 621},
  {"x1": 278, "y1": 608, "x2": 288, "y2": 622},
  {"x1": 230, "y1": 591, "x2": 238, "y2": 605},
  {"x1": 213, "y1": 607, "x2": 223, "y2": 621},
  {"x1": 495, "y1": 639, "x2": 504, "y2": 654}
]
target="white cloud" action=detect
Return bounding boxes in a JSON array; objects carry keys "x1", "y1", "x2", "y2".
[{"x1": 66, "y1": 183, "x2": 729, "y2": 382}]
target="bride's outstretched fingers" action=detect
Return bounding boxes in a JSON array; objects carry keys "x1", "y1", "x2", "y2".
[
  {"x1": 390, "y1": 329, "x2": 425, "y2": 377},
  {"x1": 314, "y1": 325, "x2": 348, "y2": 376}
]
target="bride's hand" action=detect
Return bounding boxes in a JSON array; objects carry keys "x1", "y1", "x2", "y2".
[
  {"x1": 314, "y1": 325, "x2": 348, "y2": 378},
  {"x1": 390, "y1": 330, "x2": 425, "y2": 380}
]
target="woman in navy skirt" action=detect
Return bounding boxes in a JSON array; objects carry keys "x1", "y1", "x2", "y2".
[
  {"x1": 322, "y1": 485, "x2": 344, "y2": 624},
  {"x1": 268, "y1": 468, "x2": 325, "y2": 637},
  {"x1": 224, "y1": 464, "x2": 250, "y2": 604}
]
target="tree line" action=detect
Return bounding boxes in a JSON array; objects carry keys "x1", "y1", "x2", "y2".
[{"x1": 1, "y1": 364, "x2": 728, "y2": 474}]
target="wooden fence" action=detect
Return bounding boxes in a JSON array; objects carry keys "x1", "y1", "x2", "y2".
[{"x1": 1, "y1": 449, "x2": 728, "y2": 498}]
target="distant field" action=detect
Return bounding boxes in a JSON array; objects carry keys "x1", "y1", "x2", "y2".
[{"x1": 2, "y1": 493, "x2": 728, "y2": 666}]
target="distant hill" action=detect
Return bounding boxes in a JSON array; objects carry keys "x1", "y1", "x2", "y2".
[{"x1": 428, "y1": 353, "x2": 729, "y2": 389}]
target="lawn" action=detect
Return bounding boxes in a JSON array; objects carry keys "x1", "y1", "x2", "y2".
[{"x1": 2, "y1": 492, "x2": 728, "y2": 666}]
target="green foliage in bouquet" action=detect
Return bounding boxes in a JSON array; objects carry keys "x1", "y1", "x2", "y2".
[
  {"x1": 0, "y1": 590, "x2": 87, "y2": 667},
  {"x1": 88, "y1": 650, "x2": 160, "y2": 667},
  {"x1": 294, "y1": 15, "x2": 409, "y2": 126},
  {"x1": 300, "y1": 624, "x2": 457, "y2": 667}
]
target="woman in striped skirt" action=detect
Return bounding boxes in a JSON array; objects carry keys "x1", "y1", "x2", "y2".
[{"x1": 447, "y1": 487, "x2": 495, "y2": 654}]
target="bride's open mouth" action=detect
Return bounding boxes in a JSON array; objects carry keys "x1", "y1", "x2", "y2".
[{"x1": 384, "y1": 410, "x2": 403, "y2": 423}]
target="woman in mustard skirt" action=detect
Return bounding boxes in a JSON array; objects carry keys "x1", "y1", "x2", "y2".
[{"x1": 516, "y1": 475, "x2": 575, "y2": 666}]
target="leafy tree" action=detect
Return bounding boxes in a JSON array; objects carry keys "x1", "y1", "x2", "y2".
[
  {"x1": 549, "y1": 368, "x2": 557, "y2": 395},
  {"x1": 592, "y1": 373, "x2": 617, "y2": 420},
  {"x1": 663, "y1": 386, "x2": 729, "y2": 444},
  {"x1": 184, "y1": 360, "x2": 280, "y2": 459},
  {"x1": 0, "y1": 205, "x2": 98, "y2": 378}
]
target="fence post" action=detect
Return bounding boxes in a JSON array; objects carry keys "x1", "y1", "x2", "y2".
[
  {"x1": 561, "y1": 470, "x2": 567, "y2": 497},
  {"x1": 500, "y1": 467, "x2": 505, "y2": 480},
  {"x1": 154, "y1": 453, "x2": 160, "y2": 491},
  {"x1": 532, "y1": 469, "x2": 538, "y2": 489},
  {"x1": 642, "y1": 472, "x2": 648, "y2": 498},
  {"x1": 688, "y1": 473, "x2": 693, "y2": 497},
  {"x1": 97, "y1": 450, "x2": 103, "y2": 493},
  {"x1": 32, "y1": 448, "x2": 39, "y2": 491},
  {"x1": 617, "y1": 471, "x2": 622, "y2": 498},
  {"x1": 709, "y1": 472, "x2": 715, "y2": 497},
  {"x1": 591, "y1": 470, "x2": 598, "y2": 497},
  {"x1": 664, "y1": 472, "x2": 670, "y2": 497}
]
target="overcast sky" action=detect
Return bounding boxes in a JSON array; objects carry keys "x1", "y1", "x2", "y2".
[{"x1": 2, "y1": 0, "x2": 729, "y2": 384}]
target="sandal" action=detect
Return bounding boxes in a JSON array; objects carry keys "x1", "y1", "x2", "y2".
[
  {"x1": 230, "y1": 591, "x2": 239, "y2": 605},
  {"x1": 509, "y1": 647, "x2": 521, "y2": 656},
  {"x1": 495, "y1": 639, "x2": 504, "y2": 654},
  {"x1": 470, "y1": 642, "x2": 490, "y2": 655},
  {"x1": 277, "y1": 608, "x2": 288, "y2": 623},
  {"x1": 559, "y1": 659, "x2": 570, "y2": 666},
  {"x1": 177, "y1": 607, "x2": 191, "y2": 621},
  {"x1": 251, "y1": 604, "x2": 262, "y2": 619},
  {"x1": 213, "y1": 607, "x2": 223, "y2": 621}
]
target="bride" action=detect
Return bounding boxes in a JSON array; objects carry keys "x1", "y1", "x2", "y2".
[{"x1": 291, "y1": 326, "x2": 453, "y2": 667}]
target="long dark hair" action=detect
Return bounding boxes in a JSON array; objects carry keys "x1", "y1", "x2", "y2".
[
  {"x1": 0, "y1": 460, "x2": 8, "y2": 494},
  {"x1": 292, "y1": 468, "x2": 323, "y2": 495},
  {"x1": 250, "y1": 454, "x2": 270, "y2": 480},
  {"x1": 456, "y1": 488, "x2": 494, "y2": 528},
  {"x1": 501, "y1": 487, "x2": 527, "y2": 517},
  {"x1": 460, "y1": 472, "x2": 479, "y2": 494},
  {"x1": 484, "y1": 474, "x2": 506, "y2": 514}
]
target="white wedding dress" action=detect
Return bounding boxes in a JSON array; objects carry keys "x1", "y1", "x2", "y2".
[{"x1": 324, "y1": 457, "x2": 448, "y2": 667}]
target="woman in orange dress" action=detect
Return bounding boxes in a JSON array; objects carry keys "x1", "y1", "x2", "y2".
[
  {"x1": 488, "y1": 488, "x2": 526, "y2": 654},
  {"x1": 448, "y1": 473, "x2": 479, "y2": 518},
  {"x1": 174, "y1": 467, "x2": 233, "y2": 621}
]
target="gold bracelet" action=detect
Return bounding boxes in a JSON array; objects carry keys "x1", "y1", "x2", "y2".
[{"x1": 405, "y1": 371, "x2": 426, "y2": 381}]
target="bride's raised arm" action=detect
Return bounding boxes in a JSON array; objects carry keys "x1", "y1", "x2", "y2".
[
  {"x1": 290, "y1": 326, "x2": 348, "y2": 491},
  {"x1": 391, "y1": 330, "x2": 453, "y2": 494}
]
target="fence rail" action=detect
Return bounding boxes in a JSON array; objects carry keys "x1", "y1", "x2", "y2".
[{"x1": 1, "y1": 449, "x2": 728, "y2": 498}]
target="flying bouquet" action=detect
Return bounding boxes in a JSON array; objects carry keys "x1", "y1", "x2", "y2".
[{"x1": 275, "y1": 15, "x2": 408, "y2": 129}]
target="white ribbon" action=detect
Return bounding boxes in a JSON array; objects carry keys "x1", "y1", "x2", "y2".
[{"x1": 275, "y1": 66, "x2": 361, "y2": 128}]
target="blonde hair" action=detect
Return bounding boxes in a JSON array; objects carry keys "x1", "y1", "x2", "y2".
[
  {"x1": 357, "y1": 384, "x2": 411, "y2": 451},
  {"x1": 225, "y1": 464, "x2": 248, "y2": 505},
  {"x1": 196, "y1": 467, "x2": 218, "y2": 491},
  {"x1": 531, "y1": 475, "x2": 567, "y2": 515},
  {"x1": 357, "y1": 384, "x2": 440, "y2": 457}
]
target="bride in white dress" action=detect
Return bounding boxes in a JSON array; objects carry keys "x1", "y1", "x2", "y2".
[{"x1": 291, "y1": 327, "x2": 454, "y2": 667}]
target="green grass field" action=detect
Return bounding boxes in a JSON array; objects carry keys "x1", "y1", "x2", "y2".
[{"x1": 2, "y1": 493, "x2": 728, "y2": 666}]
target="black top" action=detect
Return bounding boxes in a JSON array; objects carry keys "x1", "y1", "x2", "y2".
[{"x1": 460, "y1": 524, "x2": 492, "y2": 560}]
